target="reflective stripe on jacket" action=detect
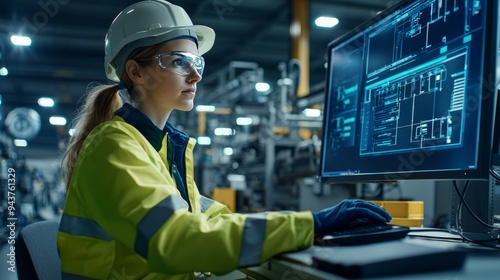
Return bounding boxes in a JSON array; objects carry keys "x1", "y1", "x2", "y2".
[{"x1": 57, "y1": 104, "x2": 314, "y2": 279}]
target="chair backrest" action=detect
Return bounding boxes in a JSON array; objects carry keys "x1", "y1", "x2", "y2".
[{"x1": 16, "y1": 220, "x2": 61, "y2": 280}]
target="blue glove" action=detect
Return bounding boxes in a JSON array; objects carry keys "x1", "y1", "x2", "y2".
[{"x1": 312, "y1": 199, "x2": 392, "y2": 236}]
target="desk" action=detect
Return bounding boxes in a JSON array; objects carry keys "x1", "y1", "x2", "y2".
[{"x1": 241, "y1": 231, "x2": 500, "y2": 279}]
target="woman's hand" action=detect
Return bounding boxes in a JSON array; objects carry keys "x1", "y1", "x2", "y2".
[{"x1": 312, "y1": 199, "x2": 392, "y2": 235}]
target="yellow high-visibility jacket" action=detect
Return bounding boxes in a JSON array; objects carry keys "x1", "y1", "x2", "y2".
[{"x1": 58, "y1": 103, "x2": 314, "y2": 279}]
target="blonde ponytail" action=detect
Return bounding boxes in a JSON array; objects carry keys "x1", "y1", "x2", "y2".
[
  {"x1": 61, "y1": 84, "x2": 122, "y2": 189},
  {"x1": 60, "y1": 42, "x2": 165, "y2": 189}
]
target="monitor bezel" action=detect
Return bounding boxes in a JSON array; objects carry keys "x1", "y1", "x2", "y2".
[{"x1": 318, "y1": 0, "x2": 499, "y2": 183}]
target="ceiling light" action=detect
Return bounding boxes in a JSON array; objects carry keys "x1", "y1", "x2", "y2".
[
  {"x1": 197, "y1": 136, "x2": 211, "y2": 145},
  {"x1": 227, "y1": 174, "x2": 245, "y2": 182},
  {"x1": 0, "y1": 67, "x2": 8, "y2": 76},
  {"x1": 214, "y1": 128, "x2": 234, "y2": 136},
  {"x1": 49, "y1": 116, "x2": 67, "y2": 126},
  {"x1": 315, "y1": 16, "x2": 339, "y2": 28},
  {"x1": 196, "y1": 105, "x2": 215, "y2": 112},
  {"x1": 290, "y1": 20, "x2": 301, "y2": 37},
  {"x1": 277, "y1": 78, "x2": 294, "y2": 86},
  {"x1": 236, "y1": 117, "x2": 252, "y2": 126},
  {"x1": 255, "y1": 82, "x2": 270, "y2": 93},
  {"x1": 68, "y1": 128, "x2": 75, "y2": 136},
  {"x1": 38, "y1": 97, "x2": 55, "y2": 107},
  {"x1": 223, "y1": 147, "x2": 234, "y2": 156},
  {"x1": 11, "y1": 35, "x2": 32, "y2": 46},
  {"x1": 303, "y1": 108, "x2": 322, "y2": 117},
  {"x1": 14, "y1": 139, "x2": 28, "y2": 147}
]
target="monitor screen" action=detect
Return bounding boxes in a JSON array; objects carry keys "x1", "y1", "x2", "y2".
[{"x1": 319, "y1": 0, "x2": 499, "y2": 183}]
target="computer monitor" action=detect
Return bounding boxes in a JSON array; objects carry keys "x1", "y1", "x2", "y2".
[{"x1": 319, "y1": 0, "x2": 499, "y2": 184}]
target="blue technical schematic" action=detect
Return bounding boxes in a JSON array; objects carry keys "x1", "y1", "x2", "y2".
[{"x1": 326, "y1": 0, "x2": 484, "y2": 160}]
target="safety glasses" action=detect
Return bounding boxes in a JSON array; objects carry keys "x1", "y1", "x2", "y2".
[{"x1": 150, "y1": 51, "x2": 205, "y2": 76}]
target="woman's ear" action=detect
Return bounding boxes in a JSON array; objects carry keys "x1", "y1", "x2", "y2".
[{"x1": 125, "y1": 60, "x2": 144, "y2": 84}]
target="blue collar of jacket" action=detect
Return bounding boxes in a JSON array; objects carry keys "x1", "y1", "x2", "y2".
[{"x1": 114, "y1": 103, "x2": 190, "y2": 154}]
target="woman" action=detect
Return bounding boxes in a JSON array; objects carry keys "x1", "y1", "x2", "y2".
[{"x1": 57, "y1": 1, "x2": 391, "y2": 279}]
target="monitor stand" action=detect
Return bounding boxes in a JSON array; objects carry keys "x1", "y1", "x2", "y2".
[{"x1": 450, "y1": 175, "x2": 500, "y2": 244}]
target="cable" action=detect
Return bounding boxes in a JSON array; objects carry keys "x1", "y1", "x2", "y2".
[
  {"x1": 451, "y1": 180, "x2": 500, "y2": 249},
  {"x1": 489, "y1": 168, "x2": 500, "y2": 181},
  {"x1": 407, "y1": 234, "x2": 465, "y2": 243},
  {"x1": 452, "y1": 227, "x2": 500, "y2": 249},
  {"x1": 410, "y1": 228, "x2": 452, "y2": 233},
  {"x1": 408, "y1": 224, "x2": 487, "y2": 244},
  {"x1": 452, "y1": 180, "x2": 499, "y2": 230}
]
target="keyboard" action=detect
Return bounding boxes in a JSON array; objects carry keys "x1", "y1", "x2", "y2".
[{"x1": 314, "y1": 219, "x2": 410, "y2": 246}]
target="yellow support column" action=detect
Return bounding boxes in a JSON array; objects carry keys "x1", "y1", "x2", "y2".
[
  {"x1": 198, "y1": 112, "x2": 206, "y2": 136},
  {"x1": 291, "y1": 0, "x2": 310, "y2": 98}
]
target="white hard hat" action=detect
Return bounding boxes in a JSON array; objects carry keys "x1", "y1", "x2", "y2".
[{"x1": 104, "y1": 0, "x2": 216, "y2": 82}]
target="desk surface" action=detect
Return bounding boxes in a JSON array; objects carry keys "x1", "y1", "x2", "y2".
[{"x1": 242, "y1": 231, "x2": 500, "y2": 280}]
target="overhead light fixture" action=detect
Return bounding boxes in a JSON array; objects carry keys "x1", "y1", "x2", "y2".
[
  {"x1": 227, "y1": 174, "x2": 245, "y2": 182},
  {"x1": 68, "y1": 128, "x2": 75, "y2": 136},
  {"x1": 38, "y1": 97, "x2": 55, "y2": 107},
  {"x1": 14, "y1": 139, "x2": 28, "y2": 147},
  {"x1": 315, "y1": 16, "x2": 339, "y2": 28},
  {"x1": 278, "y1": 78, "x2": 294, "y2": 86},
  {"x1": 255, "y1": 82, "x2": 270, "y2": 93},
  {"x1": 49, "y1": 116, "x2": 67, "y2": 126},
  {"x1": 223, "y1": 147, "x2": 234, "y2": 156},
  {"x1": 214, "y1": 128, "x2": 234, "y2": 136},
  {"x1": 196, "y1": 105, "x2": 216, "y2": 112},
  {"x1": 290, "y1": 20, "x2": 301, "y2": 37},
  {"x1": 197, "y1": 136, "x2": 211, "y2": 145},
  {"x1": 0, "y1": 67, "x2": 8, "y2": 76},
  {"x1": 11, "y1": 35, "x2": 32, "y2": 46},
  {"x1": 303, "y1": 108, "x2": 322, "y2": 117},
  {"x1": 236, "y1": 117, "x2": 253, "y2": 126}
]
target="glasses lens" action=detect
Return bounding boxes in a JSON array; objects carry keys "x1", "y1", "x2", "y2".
[
  {"x1": 192, "y1": 56, "x2": 205, "y2": 76},
  {"x1": 158, "y1": 52, "x2": 204, "y2": 76}
]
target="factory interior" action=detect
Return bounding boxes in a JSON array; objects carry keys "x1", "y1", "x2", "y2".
[{"x1": 0, "y1": 0, "x2": 499, "y2": 279}]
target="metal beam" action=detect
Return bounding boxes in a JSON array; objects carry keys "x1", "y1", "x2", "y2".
[{"x1": 291, "y1": 0, "x2": 310, "y2": 97}]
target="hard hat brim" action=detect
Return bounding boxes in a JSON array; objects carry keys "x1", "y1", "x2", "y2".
[{"x1": 192, "y1": 25, "x2": 215, "y2": 56}]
